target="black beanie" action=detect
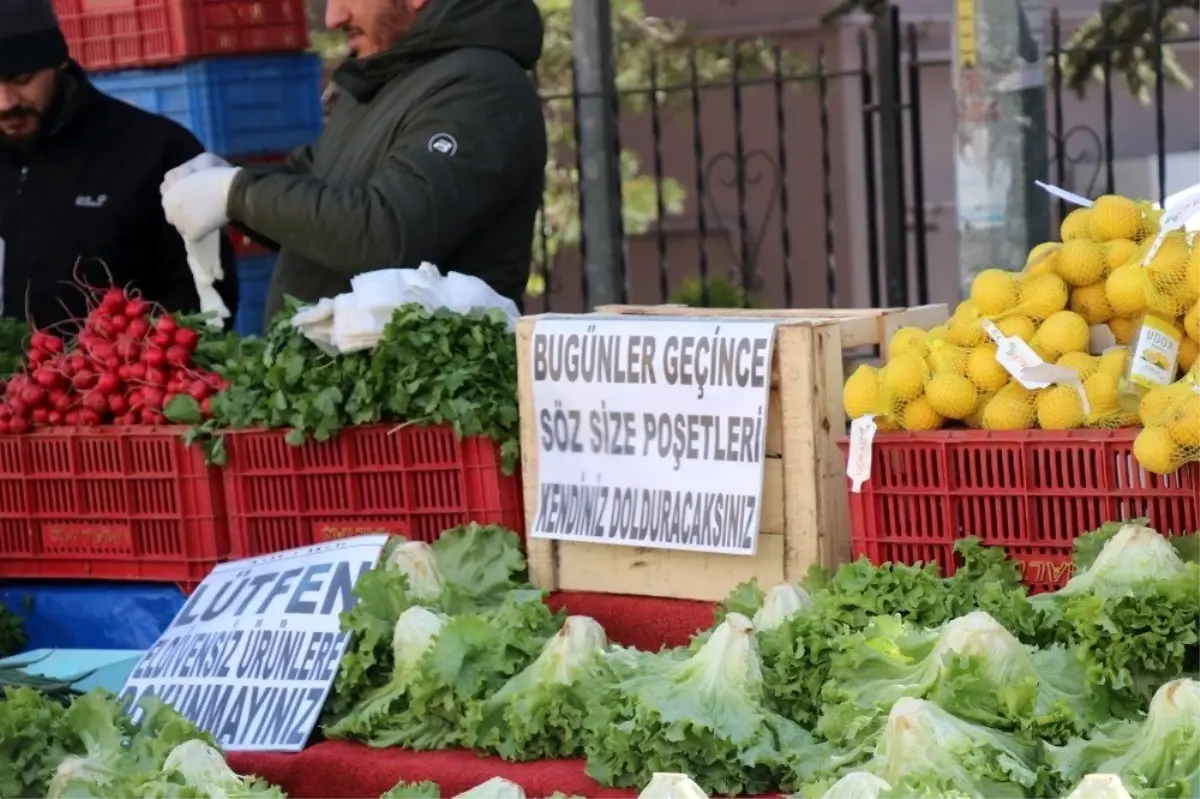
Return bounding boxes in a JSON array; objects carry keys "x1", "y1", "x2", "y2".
[{"x1": 0, "y1": 0, "x2": 69, "y2": 77}]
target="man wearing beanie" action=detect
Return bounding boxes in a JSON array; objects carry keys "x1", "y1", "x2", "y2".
[{"x1": 0, "y1": 0, "x2": 238, "y2": 329}]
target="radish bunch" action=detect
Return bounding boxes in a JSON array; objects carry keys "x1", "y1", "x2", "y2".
[{"x1": 0, "y1": 288, "x2": 229, "y2": 434}]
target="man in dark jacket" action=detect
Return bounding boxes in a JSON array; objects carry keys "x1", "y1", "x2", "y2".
[
  {"x1": 161, "y1": 0, "x2": 546, "y2": 320},
  {"x1": 0, "y1": 0, "x2": 237, "y2": 330}
]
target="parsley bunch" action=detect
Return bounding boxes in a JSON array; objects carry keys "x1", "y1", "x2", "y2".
[
  {"x1": 186, "y1": 303, "x2": 519, "y2": 471},
  {"x1": 0, "y1": 318, "x2": 28, "y2": 379}
]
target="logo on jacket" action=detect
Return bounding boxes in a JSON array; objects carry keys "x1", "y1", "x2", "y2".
[
  {"x1": 75, "y1": 194, "x2": 108, "y2": 208},
  {"x1": 428, "y1": 133, "x2": 458, "y2": 156}
]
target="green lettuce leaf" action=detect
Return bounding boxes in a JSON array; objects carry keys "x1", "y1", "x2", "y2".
[
  {"x1": 431, "y1": 523, "x2": 529, "y2": 608},
  {"x1": 381, "y1": 780, "x2": 441, "y2": 798},
  {"x1": 0, "y1": 686, "x2": 74, "y2": 798},
  {"x1": 585, "y1": 613, "x2": 831, "y2": 796},
  {"x1": 463, "y1": 615, "x2": 606, "y2": 761},
  {"x1": 818, "y1": 611, "x2": 1105, "y2": 745}
]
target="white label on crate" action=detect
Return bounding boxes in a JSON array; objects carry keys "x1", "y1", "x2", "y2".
[
  {"x1": 527, "y1": 315, "x2": 778, "y2": 556},
  {"x1": 1021, "y1": 363, "x2": 1092, "y2": 415},
  {"x1": 119, "y1": 535, "x2": 388, "y2": 752},
  {"x1": 846, "y1": 414, "x2": 878, "y2": 494}
]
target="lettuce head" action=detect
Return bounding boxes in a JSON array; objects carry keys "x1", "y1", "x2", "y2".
[
  {"x1": 1048, "y1": 678, "x2": 1200, "y2": 799},
  {"x1": 463, "y1": 615, "x2": 607, "y2": 760},
  {"x1": 1064, "y1": 774, "x2": 1135, "y2": 799},
  {"x1": 638, "y1": 773, "x2": 710, "y2": 799},
  {"x1": 585, "y1": 613, "x2": 827, "y2": 796},
  {"x1": 819, "y1": 611, "x2": 1103, "y2": 745}
]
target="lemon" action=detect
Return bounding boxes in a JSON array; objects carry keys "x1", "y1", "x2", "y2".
[
  {"x1": 982, "y1": 385, "x2": 1036, "y2": 430},
  {"x1": 1146, "y1": 232, "x2": 1190, "y2": 284},
  {"x1": 967, "y1": 344, "x2": 1010, "y2": 392},
  {"x1": 1168, "y1": 399, "x2": 1200, "y2": 448},
  {"x1": 1057, "y1": 239, "x2": 1107, "y2": 286},
  {"x1": 1187, "y1": 246, "x2": 1200, "y2": 302},
  {"x1": 1097, "y1": 349, "x2": 1128, "y2": 378},
  {"x1": 1069, "y1": 281, "x2": 1114, "y2": 325},
  {"x1": 1037, "y1": 385, "x2": 1085, "y2": 430},
  {"x1": 925, "y1": 373, "x2": 978, "y2": 420},
  {"x1": 964, "y1": 392, "x2": 995, "y2": 428},
  {"x1": 927, "y1": 325, "x2": 949, "y2": 342},
  {"x1": 1138, "y1": 383, "x2": 1181, "y2": 426},
  {"x1": 995, "y1": 315, "x2": 1036, "y2": 342},
  {"x1": 901, "y1": 396, "x2": 944, "y2": 431},
  {"x1": 927, "y1": 342, "x2": 969, "y2": 377},
  {"x1": 1102, "y1": 239, "x2": 1139, "y2": 271},
  {"x1": 1060, "y1": 207, "x2": 1093, "y2": 241},
  {"x1": 1025, "y1": 242, "x2": 1061, "y2": 276},
  {"x1": 1185, "y1": 304, "x2": 1199, "y2": 343},
  {"x1": 1084, "y1": 372, "x2": 1120, "y2": 414},
  {"x1": 1017, "y1": 273, "x2": 1068, "y2": 320},
  {"x1": 1033, "y1": 310, "x2": 1090, "y2": 357},
  {"x1": 888, "y1": 327, "x2": 929, "y2": 359},
  {"x1": 843, "y1": 365, "x2": 881, "y2": 419},
  {"x1": 1057, "y1": 352, "x2": 1098, "y2": 381},
  {"x1": 1088, "y1": 195, "x2": 1142, "y2": 241},
  {"x1": 1108, "y1": 317, "x2": 1136, "y2": 346},
  {"x1": 1180, "y1": 337, "x2": 1198, "y2": 373},
  {"x1": 970, "y1": 269, "x2": 1019, "y2": 316},
  {"x1": 1133, "y1": 426, "x2": 1180, "y2": 475},
  {"x1": 947, "y1": 310, "x2": 986, "y2": 347},
  {"x1": 1106, "y1": 265, "x2": 1150, "y2": 315},
  {"x1": 881, "y1": 353, "x2": 928, "y2": 402}
]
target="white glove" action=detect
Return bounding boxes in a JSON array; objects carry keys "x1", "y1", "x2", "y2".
[
  {"x1": 184, "y1": 233, "x2": 230, "y2": 327},
  {"x1": 162, "y1": 166, "x2": 241, "y2": 242},
  {"x1": 161, "y1": 152, "x2": 231, "y2": 195}
]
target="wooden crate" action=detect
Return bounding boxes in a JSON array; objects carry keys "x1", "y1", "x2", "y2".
[{"x1": 516, "y1": 304, "x2": 949, "y2": 601}]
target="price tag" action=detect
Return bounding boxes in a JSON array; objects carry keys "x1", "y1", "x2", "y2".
[
  {"x1": 1020, "y1": 363, "x2": 1092, "y2": 415},
  {"x1": 994, "y1": 336, "x2": 1050, "y2": 389},
  {"x1": 1035, "y1": 181, "x2": 1093, "y2": 208},
  {"x1": 846, "y1": 415, "x2": 878, "y2": 494},
  {"x1": 981, "y1": 319, "x2": 1006, "y2": 345}
]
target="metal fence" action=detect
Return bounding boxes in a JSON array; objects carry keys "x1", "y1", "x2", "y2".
[{"x1": 529, "y1": 5, "x2": 1199, "y2": 313}]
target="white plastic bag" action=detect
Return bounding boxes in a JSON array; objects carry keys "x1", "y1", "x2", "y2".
[
  {"x1": 184, "y1": 233, "x2": 229, "y2": 328},
  {"x1": 291, "y1": 262, "x2": 519, "y2": 353}
]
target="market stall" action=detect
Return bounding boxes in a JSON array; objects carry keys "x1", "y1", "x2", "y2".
[{"x1": 1, "y1": 191, "x2": 1199, "y2": 799}]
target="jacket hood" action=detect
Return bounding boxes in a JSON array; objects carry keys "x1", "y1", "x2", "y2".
[{"x1": 335, "y1": 0, "x2": 543, "y2": 100}]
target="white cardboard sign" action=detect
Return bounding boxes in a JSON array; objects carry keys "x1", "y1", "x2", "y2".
[
  {"x1": 528, "y1": 315, "x2": 778, "y2": 556},
  {"x1": 120, "y1": 535, "x2": 388, "y2": 752}
]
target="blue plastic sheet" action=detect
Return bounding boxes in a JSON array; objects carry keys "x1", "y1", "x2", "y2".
[{"x1": 0, "y1": 581, "x2": 186, "y2": 651}]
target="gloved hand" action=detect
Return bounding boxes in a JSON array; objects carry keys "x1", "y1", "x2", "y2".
[
  {"x1": 161, "y1": 166, "x2": 241, "y2": 242},
  {"x1": 161, "y1": 152, "x2": 230, "y2": 195}
]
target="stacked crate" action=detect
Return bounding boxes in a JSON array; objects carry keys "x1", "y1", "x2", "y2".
[{"x1": 54, "y1": 0, "x2": 325, "y2": 336}]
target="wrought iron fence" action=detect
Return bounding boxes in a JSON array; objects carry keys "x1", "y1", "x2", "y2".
[{"x1": 530, "y1": 4, "x2": 1200, "y2": 313}]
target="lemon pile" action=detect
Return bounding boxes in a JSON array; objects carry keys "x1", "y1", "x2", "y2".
[
  {"x1": 1133, "y1": 362, "x2": 1200, "y2": 475},
  {"x1": 841, "y1": 193, "x2": 1199, "y2": 446}
]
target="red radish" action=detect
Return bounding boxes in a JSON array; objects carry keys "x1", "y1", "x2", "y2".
[
  {"x1": 9, "y1": 418, "x2": 28, "y2": 434},
  {"x1": 82, "y1": 391, "x2": 108, "y2": 415},
  {"x1": 125, "y1": 300, "x2": 149, "y2": 319},
  {"x1": 117, "y1": 365, "x2": 133, "y2": 381},
  {"x1": 187, "y1": 379, "x2": 210, "y2": 400},
  {"x1": 53, "y1": 393, "x2": 72, "y2": 411},
  {"x1": 72, "y1": 371, "x2": 97, "y2": 391},
  {"x1": 33, "y1": 369, "x2": 59, "y2": 389},
  {"x1": 39, "y1": 334, "x2": 64, "y2": 354},
  {"x1": 165, "y1": 345, "x2": 190, "y2": 368},
  {"x1": 0, "y1": 406, "x2": 9, "y2": 421},
  {"x1": 88, "y1": 341, "x2": 115, "y2": 362},
  {"x1": 77, "y1": 409, "x2": 100, "y2": 426},
  {"x1": 104, "y1": 355, "x2": 119, "y2": 372},
  {"x1": 142, "y1": 347, "x2": 166, "y2": 368},
  {"x1": 141, "y1": 387, "x2": 164, "y2": 410},
  {"x1": 65, "y1": 411, "x2": 79, "y2": 425},
  {"x1": 144, "y1": 367, "x2": 166, "y2": 386},
  {"x1": 69, "y1": 353, "x2": 86, "y2": 372},
  {"x1": 200, "y1": 397, "x2": 212, "y2": 416},
  {"x1": 28, "y1": 349, "x2": 47, "y2": 365},
  {"x1": 19, "y1": 386, "x2": 45, "y2": 407},
  {"x1": 47, "y1": 410, "x2": 63, "y2": 425},
  {"x1": 95, "y1": 373, "x2": 120, "y2": 395},
  {"x1": 128, "y1": 388, "x2": 144, "y2": 408},
  {"x1": 31, "y1": 408, "x2": 49, "y2": 424},
  {"x1": 127, "y1": 317, "x2": 150, "y2": 339},
  {"x1": 117, "y1": 413, "x2": 137, "y2": 425},
  {"x1": 129, "y1": 363, "x2": 147, "y2": 380},
  {"x1": 155, "y1": 315, "x2": 178, "y2": 335},
  {"x1": 0, "y1": 421, "x2": 9, "y2": 435},
  {"x1": 101, "y1": 288, "x2": 126, "y2": 312},
  {"x1": 115, "y1": 336, "x2": 140, "y2": 361},
  {"x1": 108, "y1": 395, "x2": 128, "y2": 415},
  {"x1": 109, "y1": 314, "x2": 128, "y2": 333},
  {"x1": 150, "y1": 331, "x2": 171, "y2": 348},
  {"x1": 8, "y1": 399, "x2": 26, "y2": 418},
  {"x1": 173, "y1": 327, "x2": 199, "y2": 351}
]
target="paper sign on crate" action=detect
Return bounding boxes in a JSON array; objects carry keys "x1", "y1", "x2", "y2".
[
  {"x1": 528, "y1": 315, "x2": 778, "y2": 556},
  {"x1": 120, "y1": 534, "x2": 389, "y2": 752}
]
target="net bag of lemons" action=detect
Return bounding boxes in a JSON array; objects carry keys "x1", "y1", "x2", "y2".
[{"x1": 1133, "y1": 363, "x2": 1200, "y2": 476}]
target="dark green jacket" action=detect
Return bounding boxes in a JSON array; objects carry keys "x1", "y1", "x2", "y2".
[{"x1": 227, "y1": 0, "x2": 546, "y2": 322}]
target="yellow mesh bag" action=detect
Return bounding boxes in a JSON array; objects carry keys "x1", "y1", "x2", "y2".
[{"x1": 1133, "y1": 369, "x2": 1200, "y2": 475}]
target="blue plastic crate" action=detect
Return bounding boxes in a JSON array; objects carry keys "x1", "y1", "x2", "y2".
[
  {"x1": 92, "y1": 54, "x2": 323, "y2": 157},
  {"x1": 235, "y1": 254, "x2": 277, "y2": 337}
]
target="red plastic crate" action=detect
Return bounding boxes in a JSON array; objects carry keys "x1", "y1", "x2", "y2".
[
  {"x1": 54, "y1": 0, "x2": 308, "y2": 71},
  {"x1": 0, "y1": 427, "x2": 229, "y2": 593},
  {"x1": 222, "y1": 424, "x2": 524, "y2": 558},
  {"x1": 839, "y1": 429, "x2": 1200, "y2": 593}
]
